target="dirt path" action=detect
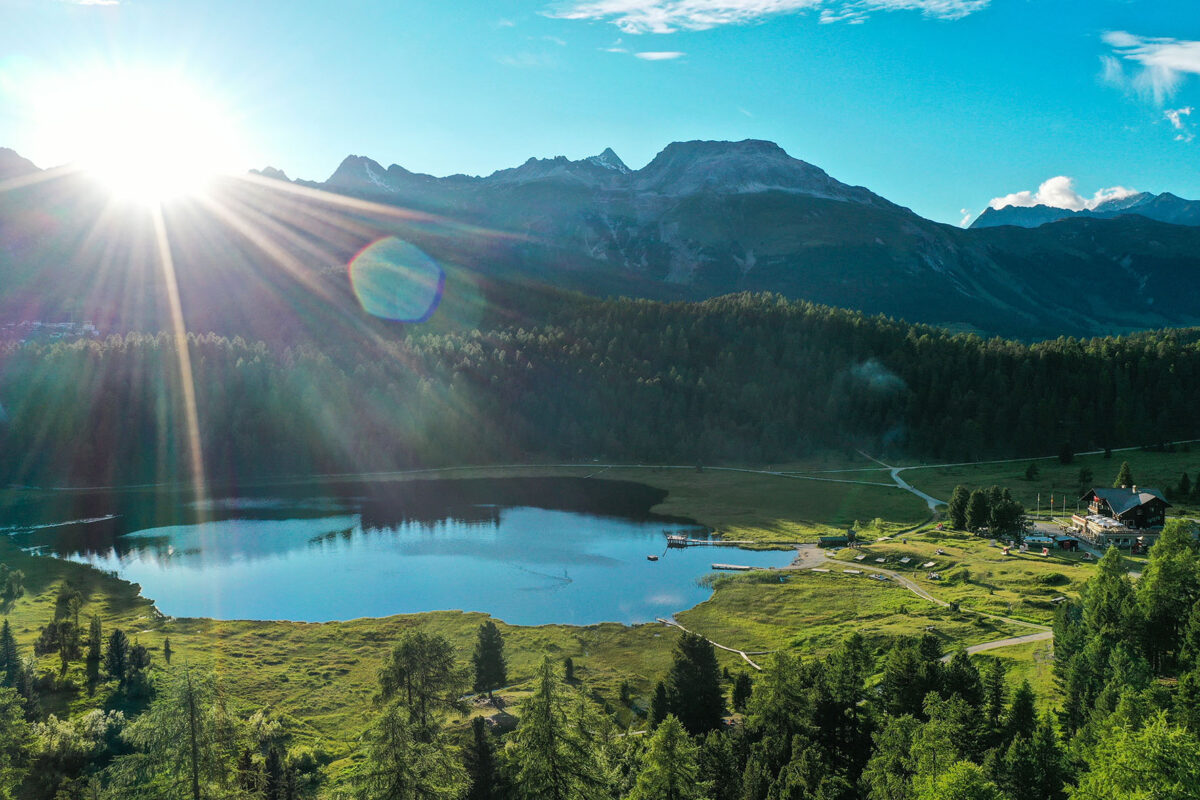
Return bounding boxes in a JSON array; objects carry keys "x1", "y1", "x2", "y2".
[
  {"x1": 656, "y1": 616, "x2": 769, "y2": 671},
  {"x1": 787, "y1": 543, "x2": 1051, "y2": 653},
  {"x1": 948, "y1": 630, "x2": 1054, "y2": 660}
]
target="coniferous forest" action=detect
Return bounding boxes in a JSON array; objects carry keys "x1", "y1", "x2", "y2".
[{"x1": 2, "y1": 292, "x2": 1200, "y2": 488}]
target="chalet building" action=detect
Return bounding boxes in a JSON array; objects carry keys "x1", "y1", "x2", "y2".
[{"x1": 1071, "y1": 486, "x2": 1170, "y2": 549}]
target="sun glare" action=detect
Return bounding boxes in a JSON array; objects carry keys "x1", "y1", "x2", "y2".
[{"x1": 35, "y1": 68, "x2": 243, "y2": 204}]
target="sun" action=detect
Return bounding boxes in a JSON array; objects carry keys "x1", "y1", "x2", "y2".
[{"x1": 35, "y1": 68, "x2": 243, "y2": 204}]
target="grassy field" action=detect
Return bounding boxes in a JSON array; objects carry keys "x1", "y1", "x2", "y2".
[
  {"x1": 826, "y1": 527, "x2": 1096, "y2": 625},
  {"x1": 898, "y1": 446, "x2": 1200, "y2": 513},
  {"x1": 677, "y1": 569, "x2": 1030, "y2": 656}
]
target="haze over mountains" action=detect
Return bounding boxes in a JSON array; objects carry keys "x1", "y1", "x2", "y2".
[{"x1": 6, "y1": 139, "x2": 1200, "y2": 341}]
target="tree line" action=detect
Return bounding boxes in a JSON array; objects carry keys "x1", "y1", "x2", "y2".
[{"x1": 4, "y1": 293, "x2": 1200, "y2": 487}]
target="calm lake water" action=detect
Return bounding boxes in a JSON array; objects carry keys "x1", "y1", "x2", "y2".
[{"x1": 3, "y1": 478, "x2": 791, "y2": 625}]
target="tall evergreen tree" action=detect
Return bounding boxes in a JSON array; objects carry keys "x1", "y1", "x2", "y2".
[
  {"x1": 356, "y1": 701, "x2": 468, "y2": 800},
  {"x1": 964, "y1": 490, "x2": 989, "y2": 533},
  {"x1": 650, "y1": 681, "x2": 669, "y2": 727},
  {"x1": 665, "y1": 632, "x2": 725, "y2": 736},
  {"x1": 948, "y1": 486, "x2": 970, "y2": 530},
  {"x1": 104, "y1": 628, "x2": 130, "y2": 686},
  {"x1": 472, "y1": 621, "x2": 507, "y2": 699},
  {"x1": 1003, "y1": 681, "x2": 1037, "y2": 743},
  {"x1": 981, "y1": 660, "x2": 1007, "y2": 743},
  {"x1": 108, "y1": 667, "x2": 240, "y2": 800},
  {"x1": 465, "y1": 717, "x2": 500, "y2": 800},
  {"x1": 628, "y1": 715, "x2": 710, "y2": 800},
  {"x1": 1113, "y1": 461, "x2": 1134, "y2": 488},
  {"x1": 378, "y1": 630, "x2": 467, "y2": 740},
  {"x1": 0, "y1": 621, "x2": 19, "y2": 689},
  {"x1": 507, "y1": 657, "x2": 607, "y2": 800}
]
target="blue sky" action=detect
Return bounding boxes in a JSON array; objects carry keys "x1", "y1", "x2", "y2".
[{"x1": 1, "y1": 0, "x2": 1197, "y2": 225}]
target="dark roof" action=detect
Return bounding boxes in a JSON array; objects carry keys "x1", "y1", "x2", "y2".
[{"x1": 1081, "y1": 487, "x2": 1170, "y2": 515}]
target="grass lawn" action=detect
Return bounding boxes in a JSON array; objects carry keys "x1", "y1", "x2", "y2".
[
  {"x1": 677, "y1": 569, "x2": 1030, "y2": 657},
  {"x1": 975, "y1": 641, "x2": 1058, "y2": 710},
  {"x1": 827, "y1": 528, "x2": 1096, "y2": 625}
]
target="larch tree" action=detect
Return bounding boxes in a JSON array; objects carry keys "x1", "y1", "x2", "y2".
[
  {"x1": 506, "y1": 657, "x2": 608, "y2": 800},
  {"x1": 629, "y1": 714, "x2": 710, "y2": 800},
  {"x1": 378, "y1": 630, "x2": 467, "y2": 741},
  {"x1": 356, "y1": 701, "x2": 467, "y2": 800},
  {"x1": 109, "y1": 666, "x2": 241, "y2": 800}
]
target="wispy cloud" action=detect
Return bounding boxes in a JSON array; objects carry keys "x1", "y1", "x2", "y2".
[
  {"x1": 496, "y1": 18, "x2": 517, "y2": 27},
  {"x1": 988, "y1": 176, "x2": 1138, "y2": 212},
  {"x1": 547, "y1": 0, "x2": 989, "y2": 34},
  {"x1": 1102, "y1": 31, "x2": 1200, "y2": 104},
  {"x1": 635, "y1": 51, "x2": 686, "y2": 60},
  {"x1": 69, "y1": 0, "x2": 120, "y2": 5},
  {"x1": 1166, "y1": 106, "x2": 1195, "y2": 142},
  {"x1": 958, "y1": 208, "x2": 973, "y2": 227},
  {"x1": 497, "y1": 52, "x2": 560, "y2": 68}
]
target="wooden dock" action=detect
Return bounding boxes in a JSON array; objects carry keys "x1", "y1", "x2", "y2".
[
  {"x1": 666, "y1": 535, "x2": 755, "y2": 548},
  {"x1": 711, "y1": 563, "x2": 754, "y2": 571}
]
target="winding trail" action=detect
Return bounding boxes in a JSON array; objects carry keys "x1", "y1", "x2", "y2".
[{"x1": 656, "y1": 617, "x2": 769, "y2": 671}]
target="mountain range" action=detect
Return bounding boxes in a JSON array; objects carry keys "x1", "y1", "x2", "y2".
[
  {"x1": 971, "y1": 191, "x2": 1200, "y2": 229},
  {"x1": 5, "y1": 139, "x2": 1200, "y2": 341}
]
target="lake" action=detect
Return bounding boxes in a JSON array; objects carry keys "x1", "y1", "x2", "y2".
[{"x1": 2, "y1": 477, "x2": 792, "y2": 625}]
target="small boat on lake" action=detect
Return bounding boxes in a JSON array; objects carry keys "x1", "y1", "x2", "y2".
[{"x1": 647, "y1": 554, "x2": 659, "y2": 561}]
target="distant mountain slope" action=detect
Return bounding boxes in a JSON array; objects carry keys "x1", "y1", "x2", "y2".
[
  {"x1": 971, "y1": 191, "x2": 1200, "y2": 229},
  {"x1": 5, "y1": 140, "x2": 1200, "y2": 341}
]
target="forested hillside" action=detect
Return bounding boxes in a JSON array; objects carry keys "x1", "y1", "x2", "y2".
[{"x1": 2, "y1": 293, "x2": 1198, "y2": 488}]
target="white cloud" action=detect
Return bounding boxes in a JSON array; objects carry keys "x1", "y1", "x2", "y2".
[
  {"x1": 69, "y1": 0, "x2": 119, "y2": 5},
  {"x1": 547, "y1": 0, "x2": 989, "y2": 34},
  {"x1": 988, "y1": 176, "x2": 1139, "y2": 212},
  {"x1": 958, "y1": 208, "x2": 973, "y2": 227},
  {"x1": 1102, "y1": 30, "x2": 1200, "y2": 104},
  {"x1": 498, "y1": 52, "x2": 560, "y2": 68},
  {"x1": 635, "y1": 50, "x2": 686, "y2": 60},
  {"x1": 1166, "y1": 106, "x2": 1195, "y2": 142}
]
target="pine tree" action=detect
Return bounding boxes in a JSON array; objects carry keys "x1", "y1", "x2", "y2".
[
  {"x1": 1004, "y1": 681, "x2": 1037, "y2": 743},
  {"x1": 965, "y1": 489, "x2": 990, "y2": 532},
  {"x1": 982, "y1": 660, "x2": 1007, "y2": 743},
  {"x1": 731, "y1": 672, "x2": 752, "y2": 713},
  {"x1": 104, "y1": 628, "x2": 130, "y2": 686},
  {"x1": 163, "y1": 637, "x2": 172, "y2": 665},
  {"x1": 378, "y1": 630, "x2": 467, "y2": 741},
  {"x1": 356, "y1": 701, "x2": 467, "y2": 800},
  {"x1": 1113, "y1": 461, "x2": 1134, "y2": 488},
  {"x1": 628, "y1": 715, "x2": 710, "y2": 800},
  {"x1": 465, "y1": 717, "x2": 500, "y2": 800},
  {"x1": 472, "y1": 621, "x2": 507, "y2": 698},
  {"x1": 948, "y1": 486, "x2": 970, "y2": 530},
  {"x1": 665, "y1": 632, "x2": 725, "y2": 736},
  {"x1": 650, "y1": 681, "x2": 669, "y2": 727},
  {"x1": 0, "y1": 621, "x2": 19, "y2": 689},
  {"x1": 508, "y1": 657, "x2": 607, "y2": 800},
  {"x1": 86, "y1": 615, "x2": 102, "y2": 663}
]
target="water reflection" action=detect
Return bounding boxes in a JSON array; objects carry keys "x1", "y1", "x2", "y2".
[{"x1": 2, "y1": 478, "x2": 792, "y2": 624}]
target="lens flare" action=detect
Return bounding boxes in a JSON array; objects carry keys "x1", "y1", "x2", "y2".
[{"x1": 349, "y1": 238, "x2": 445, "y2": 322}]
